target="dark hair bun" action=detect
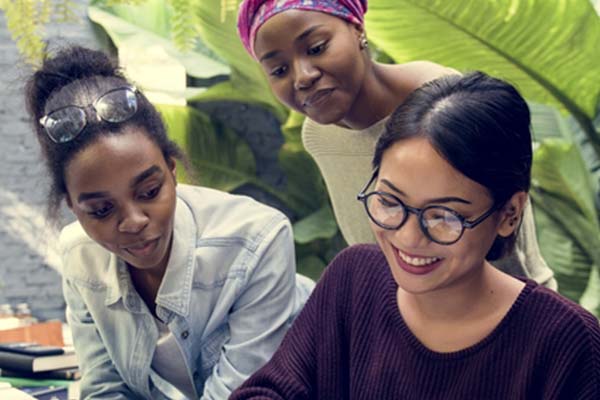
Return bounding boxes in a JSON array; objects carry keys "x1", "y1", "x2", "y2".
[{"x1": 26, "y1": 46, "x2": 122, "y2": 119}]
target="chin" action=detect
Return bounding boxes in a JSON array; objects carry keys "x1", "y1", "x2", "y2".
[{"x1": 302, "y1": 103, "x2": 348, "y2": 125}]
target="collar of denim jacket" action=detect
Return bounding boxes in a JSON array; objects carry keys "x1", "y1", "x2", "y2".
[
  {"x1": 154, "y1": 194, "x2": 196, "y2": 318},
  {"x1": 104, "y1": 190, "x2": 196, "y2": 316}
]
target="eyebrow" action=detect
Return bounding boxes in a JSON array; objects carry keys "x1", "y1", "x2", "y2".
[
  {"x1": 77, "y1": 165, "x2": 163, "y2": 203},
  {"x1": 131, "y1": 165, "x2": 162, "y2": 188},
  {"x1": 259, "y1": 24, "x2": 324, "y2": 62},
  {"x1": 380, "y1": 179, "x2": 472, "y2": 205}
]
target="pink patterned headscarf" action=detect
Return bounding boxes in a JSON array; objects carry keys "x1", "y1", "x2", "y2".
[{"x1": 237, "y1": 0, "x2": 368, "y2": 59}]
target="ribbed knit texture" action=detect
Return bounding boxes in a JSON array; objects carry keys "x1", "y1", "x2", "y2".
[{"x1": 231, "y1": 244, "x2": 600, "y2": 399}]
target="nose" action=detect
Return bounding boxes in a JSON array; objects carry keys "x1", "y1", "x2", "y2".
[
  {"x1": 293, "y1": 58, "x2": 320, "y2": 90},
  {"x1": 392, "y1": 212, "x2": 430, "y2": 248},
  {"x1": 118, "y1": 204, "x2": 149, "y2": 234}
]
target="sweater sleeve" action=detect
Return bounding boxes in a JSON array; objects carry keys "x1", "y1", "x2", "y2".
[{"x1": 230, "y1": 247, "x2": 359, "y2": 400}]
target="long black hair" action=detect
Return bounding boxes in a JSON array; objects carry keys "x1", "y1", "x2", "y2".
[
  {"x1": 373, "y1": 71, "x2": 532, "y2": 260},
  {"x1": 25, "y1": 45, "x2": 185, "y2": 222}
]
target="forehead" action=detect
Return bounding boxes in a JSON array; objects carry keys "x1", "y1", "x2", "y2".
[
  {"x1": 254, "y1": 9, "x2": 348, "y2": 56},
  {"x1": 378, "y1": 138, "x2": 489, "y2": 202},
  {"x1": 64, "y1": 129, "x2": 165, "y2": 193}
]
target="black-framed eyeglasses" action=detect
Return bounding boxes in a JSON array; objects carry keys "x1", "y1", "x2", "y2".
[
  {"x1": 39, "y1": 86, "x2": 138, "y2": 143},
  {"x1": 356, "y1": 169, "x2": 500, "y2": 245}
]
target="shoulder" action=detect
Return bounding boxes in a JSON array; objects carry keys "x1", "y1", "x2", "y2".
[
  {"x1": 59, "y1": 221, "x2": 113, "y2": 282},
  {"x1": 380, "y1": 61, "x2": 460, "y2": 93},
  {"x1": 320, "y1": 244, "x2": 389, "y2": 292},
  {"x1": 328, "y1": 243, "x2": 386, "y2": 271},
  {"x1": 522, "y1": 283, "x2": 600, "y2": 346},
  {"x1": 302, "y1": 244, "x2": 391, "y2": 331},
  {"x1": 177, "y1": 184, "x2": 291, "y2": 251}
]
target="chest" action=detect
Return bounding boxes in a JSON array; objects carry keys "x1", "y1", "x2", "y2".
[{"x1": 343, "y1": 324, "x2": 552, "y2": 400}]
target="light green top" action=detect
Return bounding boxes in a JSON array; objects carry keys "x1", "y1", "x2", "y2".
[{"x1": 302, "y1": 117, "x2": 557, "y2": 289}]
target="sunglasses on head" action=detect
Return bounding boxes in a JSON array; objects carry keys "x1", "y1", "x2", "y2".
[{"x1": 39, "y1": 86, "x2": 138, "y2": 144}]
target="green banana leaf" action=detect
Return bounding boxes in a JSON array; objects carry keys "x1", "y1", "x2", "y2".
[
  {"x1": 88, "y1": 1, "x2": 229, "y2": 96},
  {"x1": 366, "y1": 0, "x2": 600, "y2": 150},
  {"x1": 193, "y1": 0, "x2": 288, "y2": 121},
  {"x1": 297, "y1": 255, "x2": 327, "y2": 281},
  {"x1": 529, "y1": 102, "x2": 575, "y2": 142},
  {"x1": 293, "y1": 204, "x2": 339, "y2": 244},
  {"x1": 156, "y1": 104, "x2": 256, "y2": 191},
  {"x1": 531, "y1": 138, "x2": 600, "y2": 315},
  {"x1": 580, "y1": 267, "x2": 600, "y2": 313}
]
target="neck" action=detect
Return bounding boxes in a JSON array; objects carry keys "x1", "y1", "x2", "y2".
[
  {"x1": 127, "y1": 233, "x2": 173, "y2": 308},
  {"x1": 398, "y1": 262, "x2": 505, "y2": 322},
  {"x1": 338, "y1": 61, "x2": 400, "y2": 130}
]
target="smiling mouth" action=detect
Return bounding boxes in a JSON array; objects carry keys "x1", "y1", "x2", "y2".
[
  {"x1": 397, "y1": 249, "x2": 442, "y2": 267},
  {"x1": 303, "y1": 89, "x2": 334, "y2": 108}
]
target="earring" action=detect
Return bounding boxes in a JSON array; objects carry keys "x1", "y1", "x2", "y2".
[
  {"x1": 509, "y1": 217, "x2": 518, "y2": 227},
  {"x1": 359, "y1": 33, "x2": 368, "y2": 49}
]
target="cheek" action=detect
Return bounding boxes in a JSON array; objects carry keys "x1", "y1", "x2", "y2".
[
  {"x1": 326, "y1": 45, "x2": 364, "y2": 84},
  {"x1": 78, "y1": 219, "x2": 119, "y2": 251},
  {"x1": 155, "y1": 187, "x2": 177, "y2": 225},
  {"x1": 269, "y1": 80, "x2": 296, "y2": 108},
  {"x1": 448, "y1": 229, "x2": 496, "y2": 263}
]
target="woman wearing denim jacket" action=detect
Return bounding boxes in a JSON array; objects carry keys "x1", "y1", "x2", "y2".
[{"x1": 25, "y1": 45, "x2": 313, "y2": 399}]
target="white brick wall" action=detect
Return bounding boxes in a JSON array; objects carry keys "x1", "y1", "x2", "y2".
[{"x1": 0, "y1": 1, "x2": 100, "y2": 320}]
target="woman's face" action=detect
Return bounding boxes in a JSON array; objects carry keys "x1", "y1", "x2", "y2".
[
  {"x1": 64, "y1": 129, "x2": 177, "y2": 272},
  {"x1": 254, "y1": 10, "x2": 367, "y2": 124},
  {"x1": 371, "y1": 138, "x2": 516, "y2": 295}
]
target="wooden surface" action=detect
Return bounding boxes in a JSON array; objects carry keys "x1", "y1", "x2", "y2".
[{"x1": 0, "y1": 321, "x2": 64, "y2": 347}]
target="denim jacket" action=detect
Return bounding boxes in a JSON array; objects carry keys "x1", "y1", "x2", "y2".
[{"x1": 61, "y1": 185, "x2": 313, "y2": 399}]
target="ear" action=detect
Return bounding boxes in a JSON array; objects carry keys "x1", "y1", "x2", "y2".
[
  {"x1": 496, "y1": 191, "x2": 528, "y2": 238},
  {"x1": 167, "y1": 157, "x2": 177, "y2": 184}
]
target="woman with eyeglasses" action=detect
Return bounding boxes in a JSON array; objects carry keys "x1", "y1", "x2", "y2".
[
  {"x1": 237, "y1": 0, "x2": 556, "y2": 288},
  {"x1": 25, "y1": 45, "x2": 314, "y2": 399},
  {"x1": 231, "y1": 72, "x2": 600, "y2": 399}
]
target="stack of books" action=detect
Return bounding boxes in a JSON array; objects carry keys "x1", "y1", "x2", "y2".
[{"x1": 0, "y1": 342, "x2": 79, "y2": 381}]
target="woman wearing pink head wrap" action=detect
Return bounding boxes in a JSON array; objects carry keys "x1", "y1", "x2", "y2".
[{"x1": 236, "y1": 0, "x2": 553, "y2": 287}]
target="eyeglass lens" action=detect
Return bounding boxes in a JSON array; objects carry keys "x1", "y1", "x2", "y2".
[
  {"x1": 365, "y1": 193, "x2": 464, "y2": 243},
  {"x1": 95, "y1": 89, "x2": 137, "y2": 122},
  {"x1": 45, "y1": 107, "x2": 86, "y2": 143}
]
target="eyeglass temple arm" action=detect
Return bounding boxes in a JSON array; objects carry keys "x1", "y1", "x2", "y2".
[{"x1": 356, "y1": 168, "x2": 379, "y2": 200}]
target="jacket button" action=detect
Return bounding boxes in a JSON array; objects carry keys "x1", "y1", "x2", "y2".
[
  {"x1": 181, "y1": 330, "x2": 189, "y2": 339},
  {"x1": 193, "y1": 371, "x2": 200, "y2": 380}
]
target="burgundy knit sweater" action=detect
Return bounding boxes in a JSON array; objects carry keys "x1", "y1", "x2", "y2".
[{"x1": 231, "y1": 244, "x2": 600, "y2": 400}]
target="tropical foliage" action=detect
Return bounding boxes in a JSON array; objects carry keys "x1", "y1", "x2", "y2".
[{"x1": 2, "y1": 0, "x2": 600, "y2": 314}]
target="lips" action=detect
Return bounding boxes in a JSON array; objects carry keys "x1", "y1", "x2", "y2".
[
  {"x1": 393, "y1": 247, "x2": 443, "y2": 276},
  {"x1": 122, "y1": 238, "x2": 160, "y2": 258},
  {"x1": 302, "y1": 88, "x2": 334, "y2": 108}
]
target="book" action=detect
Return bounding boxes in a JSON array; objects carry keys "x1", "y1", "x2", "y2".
[
  {"x1": 0, "y1": 342, "x2": 64, "y2": 357},
  {"x1": 0, "y1": 382, "x2": 36, "y2": 400},
  {"x1": 1, "y1": 366, "x2": 81, "y2": 380},
  {"x1": 0, "y1": 347, "x2": 77, "y2": 372}
]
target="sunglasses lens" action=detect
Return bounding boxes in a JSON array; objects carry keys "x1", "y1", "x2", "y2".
[
  {"x1": 96, "y1": 88, "x2": 137, "y2": 122},
  {"x1": 44, "y1": 107, "x2": 86, "y2": 143}
]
